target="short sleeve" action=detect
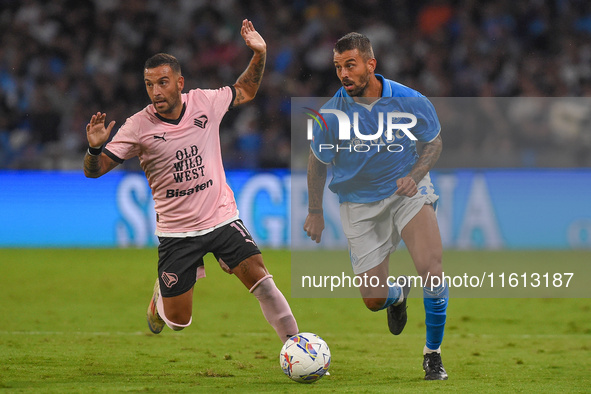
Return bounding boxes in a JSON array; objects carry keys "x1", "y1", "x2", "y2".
[
  {"x1": 194, "y1": 86, "x2": 234, "y2": 122},
  {"x1": 104, "y1": 116, "x2": 141, "y2": 162},
  {"x1": 408, "y1": 97, "x2": 441, "y2": 143}
]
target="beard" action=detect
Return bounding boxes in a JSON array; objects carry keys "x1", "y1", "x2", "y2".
[
  {"x1": 344, "y1": 71, "x2": 371, "y2": 97},
  {"x1": 153, "y1": 96, "x2": 180, "y2": 116}
]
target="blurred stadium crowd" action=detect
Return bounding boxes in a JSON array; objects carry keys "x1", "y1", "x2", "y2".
[{"x1": 1, "y1": 0, "x2": 590, "y2": 170}]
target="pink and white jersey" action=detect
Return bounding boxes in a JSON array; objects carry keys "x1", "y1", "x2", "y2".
[{"x1": 104, "y1": 86, "x2": 237, "y2": 235}]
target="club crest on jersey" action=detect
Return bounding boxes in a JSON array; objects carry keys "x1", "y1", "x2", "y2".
[{"x1": 194, "y1": 115, "x2": 208, "y2": 128}]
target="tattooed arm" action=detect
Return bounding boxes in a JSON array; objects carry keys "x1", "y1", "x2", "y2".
[
  {"x1": 83, "y1": 152, "x2": 119, "y2": 178},
  {"x1": 303, "y1": 149, "x2": 328, "y2": 243},
  {"x1": 83, "y1": 112, "x2": 119, "y2": 178},
  {"x1": 395, "y1": 134, "x2": 442, "y2": 197},
  {"x1": 233, "y1": 19, "x2": 266, "y2": 107}
]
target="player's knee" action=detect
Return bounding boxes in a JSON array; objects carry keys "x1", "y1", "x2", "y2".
[
  {"x1": 417, "y1": 255, "x2": 443, "y2": 281},
  {"x1": 249, "y1": 274, "x2": 274, "y2": 295},
  {"x1": 363, "y1": 297, "x2": 387, "y2": 312}
]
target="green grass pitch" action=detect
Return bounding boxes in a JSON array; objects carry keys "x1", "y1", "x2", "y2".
[{"x1": 0, "y1": 249, "x2": 589, "y2": 392}]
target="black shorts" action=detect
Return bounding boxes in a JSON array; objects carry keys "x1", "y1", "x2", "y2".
[{"x1": 157, "y1": 219, "x2": 261, "y2": 297}]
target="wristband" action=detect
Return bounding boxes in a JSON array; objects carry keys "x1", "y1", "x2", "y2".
[
  {"x1": 308, "y1": 208, "x2": 323, "y2": 214},
  {"x1": 88, "y1": 146, "x2": 103, "y2": 156}
]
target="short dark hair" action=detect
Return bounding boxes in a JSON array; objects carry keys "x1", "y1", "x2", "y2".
[
  {"x1": 144, "y1": 53, "x2": 181, "y2": 74},
  {"x1": 334, "y1": 32, "x2": 374, "y2": 60}
]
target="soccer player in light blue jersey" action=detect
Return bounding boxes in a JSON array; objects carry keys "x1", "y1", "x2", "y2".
[{"x1": 304, "y1": 32, "x2": 448, "y2": 380}]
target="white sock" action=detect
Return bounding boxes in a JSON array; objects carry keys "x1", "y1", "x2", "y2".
[
  {"x1": 156, "y1": 288, "x2": 192, "y2": 331},
  {"x1": 423, "y1": 345, "x2": 441, "y2": 355}
]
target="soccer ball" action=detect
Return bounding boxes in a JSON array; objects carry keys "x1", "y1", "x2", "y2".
[{"x1": 279, "y1": 332, "x2": 331, "y2": 383}]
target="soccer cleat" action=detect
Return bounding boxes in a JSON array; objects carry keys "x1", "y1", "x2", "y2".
[
  {"x1": 387, "y1": 275, "x2": 411, "y2": 335},
  {"x1": 423, "y1": 352, "x2": 448, "y2": 380},
  {"x1": 147, "y1": 279, "x2": 165, "y2": 334}
]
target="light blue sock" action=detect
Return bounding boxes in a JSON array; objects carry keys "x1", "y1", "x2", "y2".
[
  {"x1": 423, "y1": 282, "x2": 448, "y2": 350},
  {"x1": 377, "y1": 280, "x2": 402, "y2": 311}
]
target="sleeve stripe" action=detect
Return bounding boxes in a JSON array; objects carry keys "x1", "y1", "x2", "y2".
[
  {"x1": 310, "y1": 147, "x2": 332, "y2": 165},
  {"x1": 424, "y1": 127, "x2": 441, "y2": 143},
  {"x1": 103, "y1": 148, "x2": 124, "y2": 164},
  {"x1": 228, "y1": 86, "x2": 236, "y2": 110}
]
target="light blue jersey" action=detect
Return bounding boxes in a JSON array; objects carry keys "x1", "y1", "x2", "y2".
[{"x1": 310, "y1": 74, "x2": 441, "y2": 203}]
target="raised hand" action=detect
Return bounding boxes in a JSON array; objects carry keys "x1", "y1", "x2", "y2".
[
  {"x1": 240, "y1": 19, "x2": 266, "y2": 54},
  {"x1": 86, "y1": 112, "x2": 115, "y2": 148}
]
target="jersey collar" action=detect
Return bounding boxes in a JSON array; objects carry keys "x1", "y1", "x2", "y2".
[
  {"x1": 154, "y1": 102, "x2": 186, "y2": 125},
  {"x1": 338, "y1": 74, "x2": 390, "y2": 104}
]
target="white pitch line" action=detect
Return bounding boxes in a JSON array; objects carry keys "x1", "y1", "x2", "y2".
[
  {"x1": 0, "y1": 331, "x2": 146, "y2": 336},
  {"x1": 0, "y1": 330, "x2": 272, "y2": 336},
  {"x1": 0, "y1": 331, "x2": 585, "y2": 339}
]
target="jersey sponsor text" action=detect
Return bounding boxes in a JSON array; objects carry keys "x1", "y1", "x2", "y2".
[{"x1": 166, "y1": 179, "x2": 214, "y2": 198}]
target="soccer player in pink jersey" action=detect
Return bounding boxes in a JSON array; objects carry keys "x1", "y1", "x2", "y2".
[{"x1": 83, "y1": 20, "x2": 298, "y2": 343}]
